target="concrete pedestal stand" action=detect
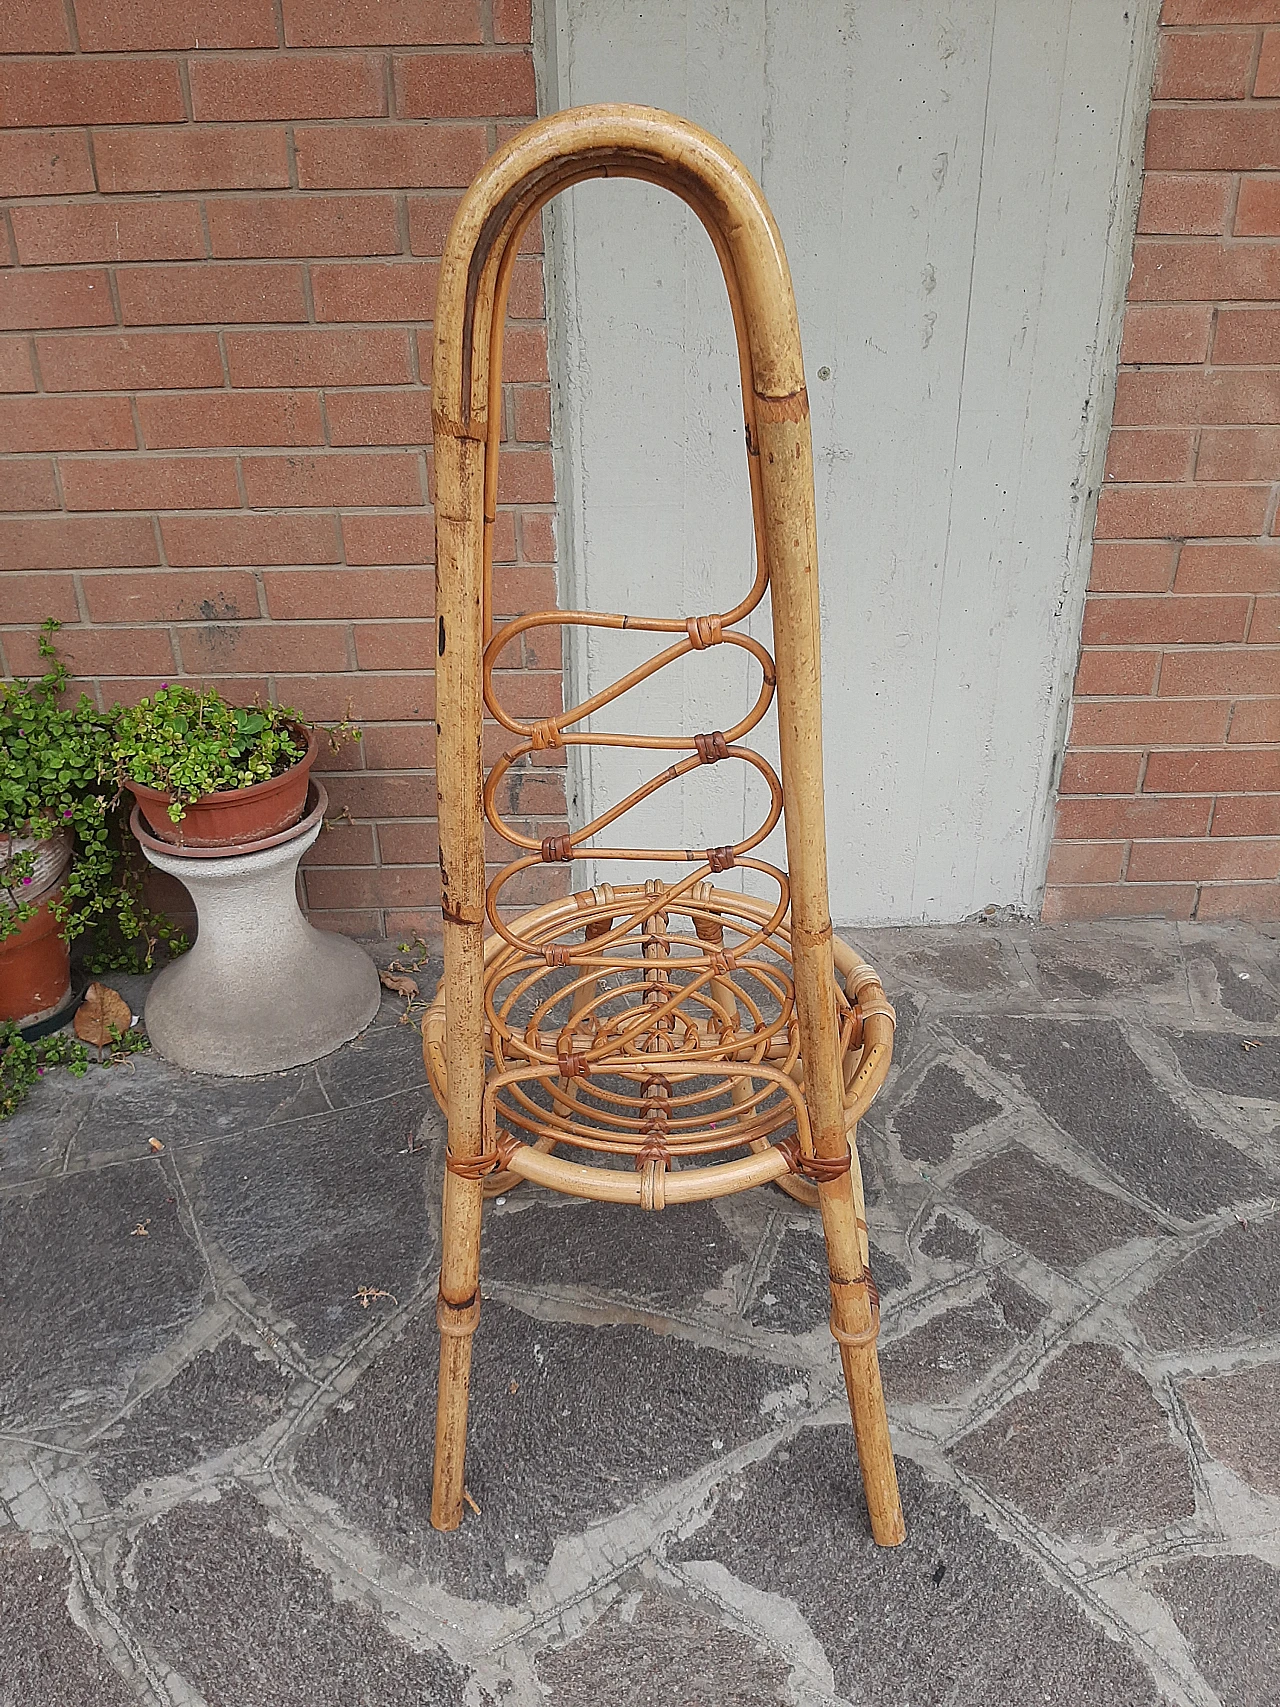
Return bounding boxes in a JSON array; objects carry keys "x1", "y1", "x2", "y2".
[{"x1": 133, "y1": 783, "x2": 380, "y2": 1076}]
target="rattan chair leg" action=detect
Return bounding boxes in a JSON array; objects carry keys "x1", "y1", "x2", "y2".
[
  {"x1": 837, "y1": 1331, "x2": 903, "y2": 1546},
  {"x1": 430, "y1": 1171, "x2": 483, "y2": 1531},
  {"x1": 818, "y1": 1151, "x2": 904, "y2": 1546}
]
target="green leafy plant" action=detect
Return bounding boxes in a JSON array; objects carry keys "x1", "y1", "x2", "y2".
[
  {"x1": 112, "y1": 685, "x2": 312, "y2": 824},
  {"x1": 0, "y1": 1018, "x2": 149, "y2": 1122},
  {"x1": 0, "y1": 622, "x2": 183, "y2": 964}
]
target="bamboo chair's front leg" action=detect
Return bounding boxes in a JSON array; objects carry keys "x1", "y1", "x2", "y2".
[
  {"x1": 818, "y1": 1125, "x2": 905, "y2": 1547},
  {"x1": 431, "y1": 1168, "x2": 484, "y2": 1531}
]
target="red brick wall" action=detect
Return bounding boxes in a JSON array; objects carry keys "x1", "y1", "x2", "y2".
[
  {"x1": 0, "y1": 0, "x2": 565, "y2": 939},
  {"x1": 1047, "y1": 0, "x2": 1280, "y2": 924}
]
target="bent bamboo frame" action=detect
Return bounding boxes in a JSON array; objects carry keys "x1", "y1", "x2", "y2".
[{"x1": 428, "y1": 103, "x2": 904, "y2": 1547}]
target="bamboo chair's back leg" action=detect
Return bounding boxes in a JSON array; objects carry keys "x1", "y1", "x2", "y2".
[
  {"x1": 431, "y1": 1170, "x2": 484, "y2": 1530},
  {"x1": 817, "y1": 1127, "x2": 904, "y2": 1545}
]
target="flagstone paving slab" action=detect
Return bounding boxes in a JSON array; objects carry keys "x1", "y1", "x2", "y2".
[
  {"x1": 0, "y1": 1531, "x2": 136, "y2": 1707},
  {"x1": 1181, "y1": 1362, "x2": 1280, "y2": 1496},
  {"x1": 1134, "y1": 1214, "x2": 1280, "y2": 1350},
  {"x1": 122, "y1": 1486, "x2": 471, "y2": 1707},
  {"x1": 951, "y1": 1144, "x2": 1160, "y2": 1271},
  {"x1": 951, "y1": 1343, "x2": 1196, "y2": 1540},
  {"x1": 893, "y1": 1062, "x2": 1001, "y2": 1164},
  {"x1": 1154, "y1": 1554, "x2": 1280, "y2": 1707},
  {"x1": 294, "y1": 1299, "x2": 810, "y2": 1607},
  {"x1": 535, "y1": 1582, "x2": 793, "y2": 1706},
  {"x1": 2, "y1": 918, "x2": 1278, "y2": 1705},
  {"x1": 181, "y1": 1096, "x2": 436, "y2": 1358},
  {"x1": 964, "y1": 1017, "x2": 1269, "y2": 1216},
  {"x1": 879, "y1": 1299, "x2": 1022, "y2": 1405},
  {"x1": 1021, "y1": 924, "x2": 1188, "y2": 1003},
  {"x1": 0, "y1": 1159, "x2": 207, "y2": 1433},
  {"x1": 919, "y1": 1212, "x2": 982, "y2": 1262},
  {"x1": 1185, "y1": 943, "x2": 1280, "y2": 1024},
  {"x1": 670, "y1": 1438, "x2": 1165, "y2": 1707},
  {"x1": 747, "y1": 1225, "x2": 910, "y2": 1335},
  {"x1": 481, "y1": 1193, "x2": 747, "y2": 1316},
  {"x1": 93, "y1": 1334, "x2": 290, "y2": 1506},
  {"x1": 1166, "y1": 1030, "x2": 1280, "y2": 1099}
]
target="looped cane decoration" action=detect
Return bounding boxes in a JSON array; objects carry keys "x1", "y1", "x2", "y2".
[{"x1": 423, "y1": 103, "x2": 905, "y2": 1548}]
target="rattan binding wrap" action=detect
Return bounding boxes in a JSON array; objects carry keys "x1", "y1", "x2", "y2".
[{"x1": 425, "y1": 104, "x2": 905, "y2": 1548}]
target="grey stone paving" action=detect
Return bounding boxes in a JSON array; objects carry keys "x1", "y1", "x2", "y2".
[
  {"x1": 1181, "y1": 1363, "x2": 1280, "y2": 1497},
  {"x1": 951, "y1": 1143, "x2": 1160, "y2": 1271},
  {"x1": 1, "y1": 918, "x2": 1278, "y2": 1705},
  {"x1": 892, "y1": 1062, "x2": 1001, "y2": 1164},
  {"x1": 534, "y1": 1579, "x2": 794, "y2": 1705},
  {"x1": 951, "y1": 1342, "x2": 1197, "y2": 1541}
]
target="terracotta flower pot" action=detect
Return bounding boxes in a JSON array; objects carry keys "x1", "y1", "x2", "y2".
[
  {"x1": 0, "y1": 828, "x2": 72, "y2": 908},
  {"x1": 0, "y1": 884, "x2": 72, "y2": 1028},
  {"x1": 127, "y1": 724, "x2": 320, "y2": 850}
]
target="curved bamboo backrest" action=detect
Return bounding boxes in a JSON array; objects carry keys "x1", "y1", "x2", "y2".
[{"x1": 432, "y1": 103, "x2": 849, "y2": 1177}]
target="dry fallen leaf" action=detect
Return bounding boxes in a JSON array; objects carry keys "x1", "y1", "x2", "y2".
[
  {"x1": 130, "y1": 1220, "x2": 150, "y2": 1238},
  {"x1": 75, "y1": 982, "x2": 133, "y2": 1049},
  {"x1": 352, "y1": 1285, "x2": 398, "y2": 1310},
  {"x1": 379, "y1": 970, "x2": 419, "y2": 999},
  {"x1": 508, "y1": 1380, "x2": 519, "y2": 1395}
]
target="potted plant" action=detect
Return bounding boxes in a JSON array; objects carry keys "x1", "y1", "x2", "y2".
[
  {"x1": 113, "y1": 685, "x2": 327, "y2": 849},
  {"x1": 114, "y1": 687, "x2": 374, "y2": 1076},
  {"x1": 0, "y1": 623, "x2": 182, "y2": 1027}
]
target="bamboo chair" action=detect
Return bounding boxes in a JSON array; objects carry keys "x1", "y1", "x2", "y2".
[{"x1": 423, "y1": 104, "x2": 905, "y2": 1547}]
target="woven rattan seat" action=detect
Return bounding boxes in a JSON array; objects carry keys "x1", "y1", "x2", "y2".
[{"x1": 424, "y1": 104, "x2": 905, "y2": 1546}]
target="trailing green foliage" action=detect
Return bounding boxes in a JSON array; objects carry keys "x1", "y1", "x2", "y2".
[
  {"x1": 2, "y1": 623, "x2": 355, "y2": 977},
  {"x1": 0, "y1": 1018, "x2": 150, "y2": 1122},
  {"x1": 112, "y1": 685, "x2": 310, "y2": 823},
  {"x1": 0, "y1": 622, "x2": 184, "y2": 964}
]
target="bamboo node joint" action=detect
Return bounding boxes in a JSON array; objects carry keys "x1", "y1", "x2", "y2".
[
  {"x1": 828, "y1": 1268, "x2": 881, "y2": 1350},
  {"x1": 437, "y1": 1290, "x2": 481, "y2": 1337}
]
